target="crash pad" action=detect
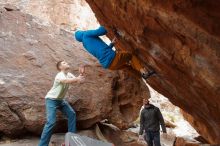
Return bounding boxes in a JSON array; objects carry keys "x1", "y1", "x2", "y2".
[{"x1": 65, "y1": 132, "x2": 114, "y2": 146}]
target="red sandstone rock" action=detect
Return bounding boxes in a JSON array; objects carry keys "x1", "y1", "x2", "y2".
[
  {"x1": 99, "y1": 124, "x2": 145, "y2": 146},
  {"x1": 0, "y1": 6, "x2": 149, "y2": 137},
  {"x1": 85, "y1": 0, "x2": 220, "y2": 144}
]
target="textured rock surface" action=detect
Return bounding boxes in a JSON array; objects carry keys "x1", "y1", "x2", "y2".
[
  {"x1": 85, "y1": 0, "x2": 220, "y2": 144},
  {"x1": 174, "y1": 137, "x2": 200, "y2": 146},
  {"x1": 99, "y1": 124, "x2": 145, "y2": 146},
  {"x1": 0, "y1": 6, "x2": 149, "y2": 137},
  {"x1": 0, "y1": 0, "x2": 98, "y2": 31}
]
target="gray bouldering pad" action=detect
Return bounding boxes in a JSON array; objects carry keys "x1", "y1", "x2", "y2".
[{"x1": 65, "y1": 132, "x2": 114, "y2": 146}]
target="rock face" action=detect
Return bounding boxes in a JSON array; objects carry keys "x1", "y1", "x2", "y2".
[
  {"x1": 0, "y1": 6, "x2": 149, "y2": 137},
  {"x1": 174, "y1": 137, "x2": 200, "y2": 146},
  {"x1": 0, "y1": 0, "x2": 98, "y2": 31},
  {"x1": 85, "y1": 0, "x2": 220, "y2": 144}
]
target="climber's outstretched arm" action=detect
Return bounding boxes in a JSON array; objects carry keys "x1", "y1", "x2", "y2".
[{"x1": 85, "y1": 26, "x2": 107, "y2": 37}]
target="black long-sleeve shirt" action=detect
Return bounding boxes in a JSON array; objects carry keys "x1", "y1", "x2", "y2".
[{"x1": 139, "y1": 104, "x2": 166, "y2": 135}]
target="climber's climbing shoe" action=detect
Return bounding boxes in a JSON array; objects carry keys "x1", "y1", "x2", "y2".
[{"x1": 142, "y1": 70, "x2": 156, "y2": 80}]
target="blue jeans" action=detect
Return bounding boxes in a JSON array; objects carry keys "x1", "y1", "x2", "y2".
[
  {"x1": 144, "y1": 131, "x2": 161, "y2": 146},
  {"x1": 38, "y1": 98, "x2": 76, "y2": 146}
]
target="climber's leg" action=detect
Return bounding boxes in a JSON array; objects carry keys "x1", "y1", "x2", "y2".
[
  {"x1": 130, "y1": 55, "x2": 156, "y2": 79},
  {"x1": 108, "y1": 51, "x2": 132, "y2": 70},
  {"x1": 129, "y1": 55, "x2": 144, "y2": 73},
  {"x1": 109, "y1": 51, "x2": 156, "y2": 79}
]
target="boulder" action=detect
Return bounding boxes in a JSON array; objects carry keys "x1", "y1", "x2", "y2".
[
  {"x1": 174, "y1": 137, "x2": 200, "y2": 146},
  {"x1": 99, "y1": 124, "x2": 145, "y2": 146},
  {"x1": 0, "y1": 6, "x2": 149, "y2": 137},
  {"x1": 85, "y1": 0, "x2": 220, "y2": 144},
  {"x1": 0, "y1": 0, "x2": 98, "y2": 30}
]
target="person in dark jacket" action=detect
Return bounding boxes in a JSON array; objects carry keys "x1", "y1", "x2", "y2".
[
  {"x1": 74, "y1": 26, "x2": 155, "y2": 80},
  {"x1": 139, "y1": 98, "x2": 167, "y2": 146}
]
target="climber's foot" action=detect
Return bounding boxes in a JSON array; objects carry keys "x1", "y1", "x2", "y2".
[{"x1": 142, "y1": 70, "x2": 156, "y2": 80}]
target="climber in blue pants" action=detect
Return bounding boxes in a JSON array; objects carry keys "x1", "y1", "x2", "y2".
[{"x1": 74, "y1": 26, "x2": 155, "y2": 80}]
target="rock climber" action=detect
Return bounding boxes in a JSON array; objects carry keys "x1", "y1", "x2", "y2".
[
  {"x1": 74, "y1": 26, "x2": 155, "y2": 80},
  {"x1": 138, "y1": 98, "x2": 167, "y2": 146},
  {"x1": 38, "y1": 61, "x2": 85, "y2": 146}
]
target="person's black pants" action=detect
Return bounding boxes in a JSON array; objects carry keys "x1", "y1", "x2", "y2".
[{"x1": 144, "y1": 131, "x2": 161, "y2": 146}]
